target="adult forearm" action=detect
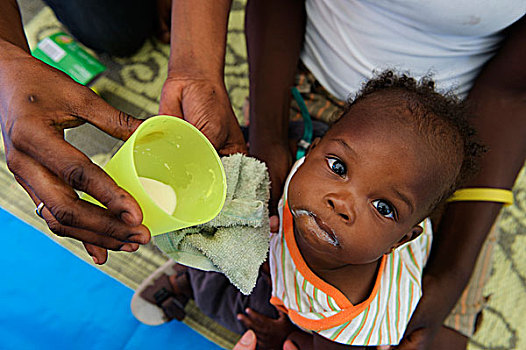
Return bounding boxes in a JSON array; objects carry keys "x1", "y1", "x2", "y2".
[
  {"x1": 0, "y1": 0, "x2": 29, "y2": 53},
  {"x1": 168, "y1": 0, "x2": 231, "y2": 81},
  {"x1": 246, "y1": 0, "x2": 306, "y2": 147},
  {"x1": 425, "y1": 16, "x2": 526, "y2": 312}
]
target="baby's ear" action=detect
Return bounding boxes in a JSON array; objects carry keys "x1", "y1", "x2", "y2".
[
  {"x1": 391, "y1": 225, "x2": 423, "y2": 251},
  {"x1": 305, "y1": 137, "x2": 321, "y2": 157}
]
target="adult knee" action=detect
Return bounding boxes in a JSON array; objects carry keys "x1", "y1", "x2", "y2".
[{"x1": 43, "y1": 0, "x2": 155, "y2": 56}]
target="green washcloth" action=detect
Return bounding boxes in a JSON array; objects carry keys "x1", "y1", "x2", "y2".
[{"x1": 153, "y1": 153, "x2": 271, "y2": 295}]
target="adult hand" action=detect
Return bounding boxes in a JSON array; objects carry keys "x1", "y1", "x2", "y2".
[
  {"x1": 0, "y1": 44, "x2": 150, "y2": 264},
  {"x1": 165, "y1": 0, "x2": 245, "y2": 155},
  {"x1": 233, "y1": 330, "x2": 257, "y2": 350},
  {"x1": 159, "y1": 76, "x2": 247, "y2": 156}
]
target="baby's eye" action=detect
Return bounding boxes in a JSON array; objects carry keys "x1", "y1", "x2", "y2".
[
  {"x1": 372, "y1": 199, "x2": 396, "y2": 220},
  {"x1": 327, "y1": 157, "x2": 346, "y2": 177}
]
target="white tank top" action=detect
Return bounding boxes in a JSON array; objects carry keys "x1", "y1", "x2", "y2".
[{"x1": 301, "y1": 0, "x2": 525, "y2": 99}]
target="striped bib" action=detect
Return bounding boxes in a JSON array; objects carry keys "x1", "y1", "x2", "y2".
[{"x1": 269, "y1": 201, "x2": 432, "y2": 346}]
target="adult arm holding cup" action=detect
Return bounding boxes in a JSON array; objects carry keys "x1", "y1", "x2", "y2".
[
  {"x1": 159, "y1": 0, "x2": 246, "y2": 156},
  {"x1": 0, "y1": 0, "x2": 150, "y2": 265},
  {"x1": 0, "y1": 0, "x2": 246, "y2": 264}
]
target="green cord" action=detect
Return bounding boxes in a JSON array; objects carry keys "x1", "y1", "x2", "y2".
[{"x1": 291, "y1": 87, "x2": 313, "y2": 159}]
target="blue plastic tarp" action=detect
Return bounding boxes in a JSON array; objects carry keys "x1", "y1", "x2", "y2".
[{"x1": 0, "y1": 208, "x2": 221, "y2": 350}]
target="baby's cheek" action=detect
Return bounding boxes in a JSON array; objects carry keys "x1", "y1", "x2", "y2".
[
  {"x1": 287, "y1": 174, "x2": 305, "y2": 202},
  {"x1": 343, "y1": 238, "x2": 388, "y2": 264}
]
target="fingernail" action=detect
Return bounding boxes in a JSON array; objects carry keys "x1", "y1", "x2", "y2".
[
  {"x1": 239, "y1": 330, "x2": 255, "y2": 345},
  {"x1": 91, "y1": 256, "x2": 99, "y2": 264},
  {"x1": 236, "y1": 314, "x2": 242, "y2": 320},
  {"x1": 121, "y1": 243, "x2": 138, "y2": 252}
]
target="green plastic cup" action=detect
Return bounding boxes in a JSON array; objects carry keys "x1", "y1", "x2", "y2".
[{"x1": 83, "y1": 115, "x2": 227, "y2": 236}]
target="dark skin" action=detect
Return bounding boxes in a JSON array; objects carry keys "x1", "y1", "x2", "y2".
[
  {"x1": 0, "y1": 15, "x2": 149, "y2": 263},
  {"x1": 238, "y1": 96, "x2": 459, "y2": 350},
  {"x1": 237, "y1": 308, "x2": 298, "y2": 350},
  {"x1": 0, "y1": 0, "x2": 245, "y2": 264},
  {"x1": 239, "y1": 309, "x2": 376, "y2": 350},
  {"x1": 238, "y1": 309, "x2": 382, "y2": 350},
  {"x1": 160, "y1": 0, "x2": 246, "y2": 157},
  {"x1": 245, "y1": 0, "x2": 526, "y2": 348},
  {"x1": 2, "y1": 0, "x2": 522, "y2": 347},
  {"x1": 398, "y1": 15, "x2": 526, "y2": 350},
  {"x1": 245, "y1": 0, "x2": 306, "y2": 218},
  {"x1": 286, "y1": 102, "x2": 444, "y2": 304}
]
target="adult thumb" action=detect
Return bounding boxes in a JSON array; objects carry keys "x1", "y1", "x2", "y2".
[{"x1": 233, "y1": 330, "x2": 257, "y2": 350}]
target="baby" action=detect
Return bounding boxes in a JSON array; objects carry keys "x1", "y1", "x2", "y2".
[
  {"x1": 246, "y1": 71, "x2": 480, "y2": 348},
  {"x1": 140, "y1": 71, "x2": 482, "y2": 349}
]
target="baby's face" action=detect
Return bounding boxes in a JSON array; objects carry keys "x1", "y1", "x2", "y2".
[{"x1": 287, "y1": 102, "x2": 441, "y2": 271}]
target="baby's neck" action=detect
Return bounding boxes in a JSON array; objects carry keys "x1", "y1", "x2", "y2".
[{"x1": 312, "y1": 260, "x2": 382, "y2": 305}]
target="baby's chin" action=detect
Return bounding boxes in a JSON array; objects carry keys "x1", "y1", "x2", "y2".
[{"x1": 292, "y1": 216, "x2": 347, "y2": 271}]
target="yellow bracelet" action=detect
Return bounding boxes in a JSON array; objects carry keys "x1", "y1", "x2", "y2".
[{"x1": 447, "y1": 188, "x2": 514, "y2": 206}]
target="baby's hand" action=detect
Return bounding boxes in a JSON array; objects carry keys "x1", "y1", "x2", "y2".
[{"x1": 237, "y1": 308, "x2": 296, "y2": 350}]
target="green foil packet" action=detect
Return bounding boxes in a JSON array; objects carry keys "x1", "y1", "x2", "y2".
[{"x1": 32, "y1": 32, "x2": 106, "y2": 85}]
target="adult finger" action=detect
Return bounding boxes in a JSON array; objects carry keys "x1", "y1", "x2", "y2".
[
  {"x1": 83, "y1": 243, "x2": 108, "y2": 265},
  {"x1": 13, "y1": 125, "x2": 145, "y2": 227},
  {"x1": 8, "y1": 148, "x2": 150, "y2": 245},
  {"x1": 24, "y1": 167, "x2": 111, "y2": 265},
  {"x1": 233, "y1": 330, "x2": 257, "y2": 350},
  {"x1": 14, "y1": 172, "x2": 136, "y2": 256},
  {"x1": 35, "y1": 198, "x2": 139, "y2": 252},
  {"x1": 69, "y1": 89, "x2": 143, "y2": 141},
  {"x1": 41, "y1": 199, "x2": 148, "y2": 247}
]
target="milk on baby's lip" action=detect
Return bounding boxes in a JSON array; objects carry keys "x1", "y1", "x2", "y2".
[{"x1": 138, "y1": 177, "x2": 177, "y2": 215}]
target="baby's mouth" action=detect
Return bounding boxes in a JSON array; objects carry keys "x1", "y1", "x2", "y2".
[{"x1": 291, "y1": 209, "x2": 340, "y2": 247}]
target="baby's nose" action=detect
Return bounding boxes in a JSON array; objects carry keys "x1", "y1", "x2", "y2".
[{"x1": 326, "y1": 196, "x2": 354, "y2": 224}]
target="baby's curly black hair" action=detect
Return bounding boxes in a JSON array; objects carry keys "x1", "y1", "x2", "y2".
[{"x1": 335, "y1": 70, "x2": 485, "y2": 212}]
